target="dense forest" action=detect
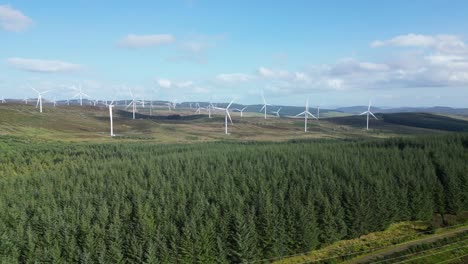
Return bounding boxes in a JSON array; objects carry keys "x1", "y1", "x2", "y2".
[{"x1": 0, "y1": 135, "x2": 467, "y2": 263}]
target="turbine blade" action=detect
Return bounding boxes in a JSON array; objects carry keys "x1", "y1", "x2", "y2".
[
  {"x1": 295, "y1": 111, "x2": 306, "y2": 117},
  {"x1": 306, "y1": 111, "x2": 318, "y2": 119},
  {"x1": 370, "y1": 112, "x2": 378, "y2": 120},
  {"x1": 227, "y1": 98, "x2": 236, "y2": 109},
  {"x1": 126, "y1": 101, "x2": 133, "y2": 109},
  {"x1": 359, "y1": 111, "x2": 368, "y2": 115},
  {"x1": 260, "y1": 105, "x2": 265, "y2": 112},
  {"x1": 36, "y1": 98, "x2": 40, "y2": 108},
  {"x1": 227, "y1": 110, "x2": 233, "y2": 124}
]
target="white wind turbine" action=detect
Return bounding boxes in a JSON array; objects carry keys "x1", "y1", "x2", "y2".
[
  {"x1": 259, "y1": 92, "x2": 271, "y2": 119},
  {"x1": 165, "y1": 102, "x2": 172, "y2": 112},
  {"x1": 23, "y1": 97, "x2": 28, "y2": 104},
  {"x1": 233, "y1": 106, "x2": 248, "y2": 117},
  {"x1": 271, "y1": 107, "x2": 282, "y2": 118},
  {"x1": 71, "y1": 84, "x2": 90, "y2": 106},
  {"x1": 207, "y1": 100, "x2": 214, "y2": 118},
  {"x1": 295, "y1": 98, "x2": 318, "y2": 132},
  {"x1": 126, "y1": 89, "x2": 141, "y2": 119},
  {"x1": 32, "y1": 88, "x2": 51, "y2": 113},
  {"x1": 1, "y1": 96, "x2": 6, "y2": 103},
  {"x1": 53, "y1": 97, "x2": 57, "y2": 107},
  {"x1": 109, "y1": 98, "x2": 116, "y2": 137},
  {"x1": 194, "y1": 103, "x2": 202, "y2": 114},
  {"x1": 317, "y1": 105, "x2": 320, "y2": 120},
  {"x1": 360, "y1": 100, "x2": 378, "y2": 130},
  {"x1": 214, "y1": 98, "x2": 236, "y2": 135}
]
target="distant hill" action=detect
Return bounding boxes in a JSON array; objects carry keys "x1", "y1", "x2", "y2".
[
  {"x1": 327, "y1": 112, "x2": 468, "y2": 132},
  {"x1": 381, "y1": 112, "x2": 468, "y2": 132},
  {"x1": 336, "y1": 106, "x2": 468, "y2": 115}
]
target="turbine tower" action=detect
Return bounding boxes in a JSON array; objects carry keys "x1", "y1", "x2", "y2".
[
  {"x1": 259, "y1": 93, "x2": 271, "y2": 119},
  {"x1": 295, "y1": 98, "x2": 318, "y2": 132},
  {"x1": 317, "y1": 105, "x2": 320, "y2": 120},
  {"x1": 214, "y1": 98, "x2": 236, "y2": 135},
  {"x1": 234, "y1": 106, "x2": 248, "y2": 117},
  {"x1": 71, "y1": 84, "x2": 90, "y2": 106},
  {"x1": 32, "y1": 88, "x2": 51, "y2": 113},
  {"x1": 207, "y1": 101, "x2": 214, "y2": 118},
  {"x1": 1, "y1": 96, "x2": 5, "y2": 103},
  {"x1": 109, "y1": 98, "x2": 116, "y2": 137},
  {"x1": 271, "y1": 107, "x2": 282, "y2": 118},
  {"x1": 360, "y1": 100, "x2": 378, "y2": 130}
]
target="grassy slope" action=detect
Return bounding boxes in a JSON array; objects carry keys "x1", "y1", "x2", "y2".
[
  {"x1": 2, "y1": 103, "x2": 465, "y2": 143},
  {"x1": 275, "y1": 213, "x2": 468, "y2": 264}
]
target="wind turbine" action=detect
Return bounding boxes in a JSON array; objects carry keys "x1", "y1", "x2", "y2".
[
  {"x1": 32, "y1": 88, "x2": 51, "y2": 113},
  {"x1": 126, "y1": 89, "x2": 140, "y2": 119},
  {"x1": 214, "y1": 98, "x2": 236, "y2": 135},
  {"x1": 360, "y1": 100, "x2": 378, "y2": 130},
  {"x1": 53, "y1": 97, "x2": 57, "y2": 108},
  {"x1": 295, "y1": 98, "x2": 318, "y2": 132},
  {"x1": 207, "y1": 100, "x2": 214, "y2": 118},
  {"x1": 233, "y1": 106, "x2": 248, "y2": 117},
  {"x1": 165, "y1": 102, "x2": 172, "y2": 112},
  {"x1": 109, "y1": 98, "x2": 116, "y2": 137},
  {"x1": 194, "y1": 103, "x2": 202, "y2": 114},
  {"x1": 71, "y1": 84, "x2": 90, "y2": 106},
  {"x1": 317, "y1": 105, "x2": 320, "y2": 120},
  {"x1": 23, "y1": 97, "x2": 28, "y2": 104},
  {"x1": 271, "y1": 107, "x2": 282, "y2": 118},
  {"x1": 259, "y1": 92, "x2": 271, "y2": 119},
  {"x1": 1, "y1": 96, "x2": 6, "y2": 103}
]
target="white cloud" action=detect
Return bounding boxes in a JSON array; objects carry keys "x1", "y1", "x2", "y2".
[
  {"x1": 425, "y1": 54, "x2": 468, "y2": 69},
  {"x1": 7, "y1": 58, "x2": 83, "y2": 73},
  {"x1": 156, "y1": 78, "x2": 195, "y2": 89},
  {"x1": 216, "y1": 73, "x2": 252, "y2": 82},
  {"x1": 118, "y1": 34, "x2": 175, "y2": 48},
  {"x1": 157, "y1": 79, "x2": 172, "y2": 88},
  {"x1": 0, "y1": 5, "x2": 33, "y2": 32},
  {"x1": 326, "y1": 79, "x2": 344, "y2": 90},
  {"x1": 330, "y1": 59, "x2": 390, "y2": 75},
  {"x1": 371, "y1": 34, "x2": 467, "y2": 54},
  {"x1": 168, "y1": 34, "x2": 225, "y2": 63},
  {"x1": 371, "y1": 34, "x2": 435, "y2": 47},
  {"x1": 258, "y1": 67, "x2": 291, "y2": 79},
  {"x1": 258, "y1": 67, "x2": 275, "y2": 77}
]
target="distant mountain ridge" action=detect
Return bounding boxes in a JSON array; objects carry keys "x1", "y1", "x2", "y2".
[{"x1": 336, "y1": 106, "x2": 468, "y2": 115}]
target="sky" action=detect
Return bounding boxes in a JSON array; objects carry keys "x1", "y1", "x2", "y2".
[{"x1": 1, "y1": 0, "x2": 468, "y2": 107}]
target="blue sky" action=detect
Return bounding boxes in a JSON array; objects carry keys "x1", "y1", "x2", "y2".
[{"x1": 1, "y1": 0, "x2": 468, "y2": 107}]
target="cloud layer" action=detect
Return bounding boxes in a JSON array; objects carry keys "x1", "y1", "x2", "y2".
[
  {"x1": 0, "y1": 5, "x2": 33, "y2": 32},
  {"x1": 7, "y1": 58, "x2": 83, "y2": 73},
  {"x1": 117, "y1": 34, "x2": 175, "y2": 48}
]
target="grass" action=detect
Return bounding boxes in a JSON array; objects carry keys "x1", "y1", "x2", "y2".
[
  {"x1": 371, "y1": 232, "x2": 468, "y2": 264},
  {"x1": 274, "y1": 214, "x2": 468, "y2": 264},
  {"x1": 1, "y1": 103, "x2": 467, "y2": 143}
]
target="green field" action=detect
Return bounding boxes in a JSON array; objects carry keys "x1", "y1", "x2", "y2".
[{"x1": 1, "y1": 103, "x2": 467, "y2": 143}]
